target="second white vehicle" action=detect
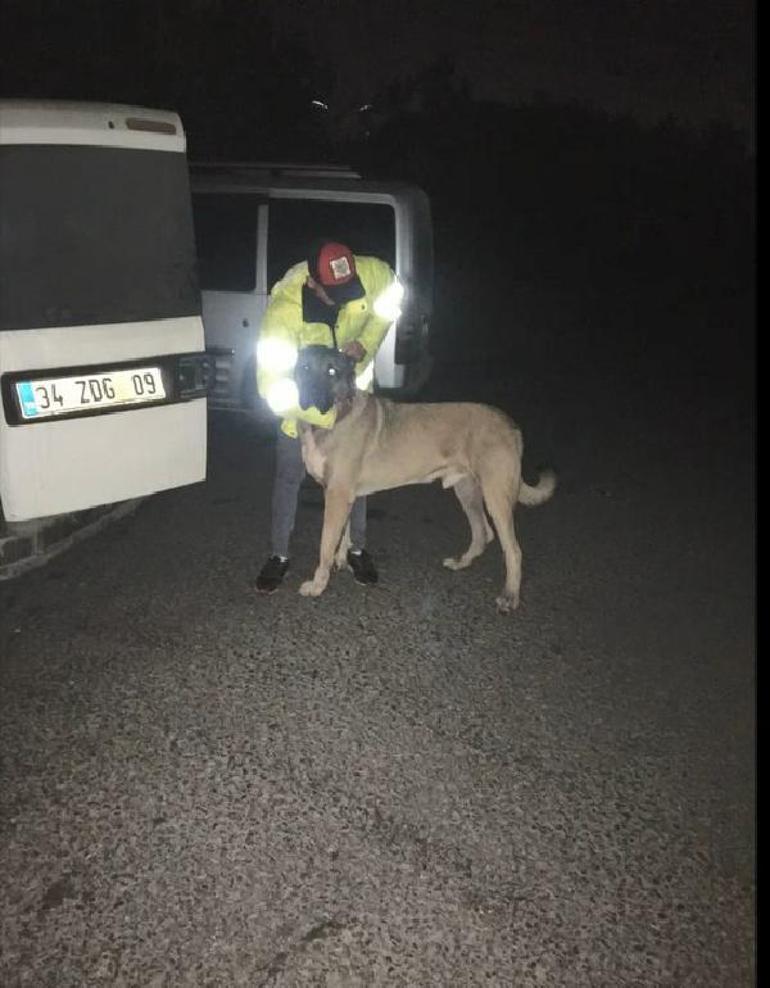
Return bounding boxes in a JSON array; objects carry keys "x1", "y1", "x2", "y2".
[{"x1": 190, "y1": 161, "x2": 433, "y2": 416}]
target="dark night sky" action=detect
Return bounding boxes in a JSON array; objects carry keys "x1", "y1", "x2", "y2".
[{"x1": 262, "y1": 0, "x2": 755, "y2": 135}]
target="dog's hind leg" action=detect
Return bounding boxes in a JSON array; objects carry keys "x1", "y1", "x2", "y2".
[
  {"x1": 479, "y1": 470, "x2": 522, "y2": 613},
  {"x1": 300, "y1": 485, "x2": 354, "y2": 597},
  {"x1": 443, "y1": 476, "x2": 494, "y2": 571}
]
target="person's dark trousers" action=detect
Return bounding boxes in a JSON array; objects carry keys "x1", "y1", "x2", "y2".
[{"x1": 271, "y1": 430, "x2": 366, "y2": 557}]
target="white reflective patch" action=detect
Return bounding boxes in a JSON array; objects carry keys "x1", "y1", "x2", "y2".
[
  {"x1": 265, "y1": 378, "x2": 299, "y2": 415},
  {"x1": 356, "y1": 362, "x2": 374, "y2": 390},
  {"x1": 257, "y1": 337, "x2": 298, "y2": 374},
  {"x1": 373, "y1": 279, "x2": 405, "y2": 321},
  {"x1": 330, "y1": 255, "x2": 352, "y2": 280}
]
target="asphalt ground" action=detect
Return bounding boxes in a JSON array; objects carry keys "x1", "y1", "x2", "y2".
[{"x1": 0, "y1": 328, "x2": 755, "y2": 985}]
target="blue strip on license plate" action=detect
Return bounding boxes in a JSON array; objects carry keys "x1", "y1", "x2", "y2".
[{"x1": 17, "y1": 381, "x2": 40, "y2": 418}]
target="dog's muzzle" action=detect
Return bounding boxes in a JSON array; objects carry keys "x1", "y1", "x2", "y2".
[{"x1": 294, "y1": 345, "x2": 356, "y2": 414}]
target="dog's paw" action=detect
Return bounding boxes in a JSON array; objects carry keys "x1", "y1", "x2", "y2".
[
  {"x1": 443, "y1": 556, "x2": 463, "y2": 571},
  {"x1": 495, "y1": 593, "x2": 519, "y2": 614},
  {"x1": 299, "y1": 579, "x2": 324, "y2": 597}
]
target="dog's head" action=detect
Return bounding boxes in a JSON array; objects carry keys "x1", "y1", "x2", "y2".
[{"x1": 294, "y1": 345, "x2": 356, "y2": 414}]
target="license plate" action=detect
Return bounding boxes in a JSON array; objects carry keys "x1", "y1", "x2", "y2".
[{"x1": 15, "y1": 367, "x2": 166, "y2": 420}]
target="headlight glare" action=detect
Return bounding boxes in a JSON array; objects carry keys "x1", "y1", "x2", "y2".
[
  {"x1": 265, "y1": 379, "x2": 299, "y2": 415},
  {"x1": 257, "y1": 337, "x2": 298, "y2": 374},
  {"x1": 373, "y1": 279, "x2": 404, "y2": 322}
]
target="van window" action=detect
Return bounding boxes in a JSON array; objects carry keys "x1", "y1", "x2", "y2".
[
  {"x1": 192, "y1": 194, "x2": 260, "y2": 292},
  {"x1": 267, "y1": 199, "x2": 396, "y2": 292},
  {"x1": 0, "y1": 145, "x2": 199, "y2": 332}
]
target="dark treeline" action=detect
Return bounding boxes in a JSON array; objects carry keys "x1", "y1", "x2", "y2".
[
  {"x1": 3, "y1": 1, "x2": 755, "y2": 363},
  {"x1": 352, "y1": 59, "x2": 754, "y2": 357},
  {"x1": 2, "y1": 0, "x2": 332, "y2": 159},
  {"x1": 362, "y1": 80, "x2": 755, "y2": 363}
]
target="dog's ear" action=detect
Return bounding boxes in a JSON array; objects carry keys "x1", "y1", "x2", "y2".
[
  {"x1": 335, "y1": 351, "x2": 356, "y2": 381},
  {"x1": 331, "y1": 351, "x2": 357, "y2": 397}
]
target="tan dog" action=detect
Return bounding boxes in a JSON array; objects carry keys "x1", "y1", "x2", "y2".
[{"x1": 294, "y1": 348, "x2": 555, "y2": 613}]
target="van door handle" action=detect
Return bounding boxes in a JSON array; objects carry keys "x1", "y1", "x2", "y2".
[{"x1": 242, "y1": 318, "x2": 250, "y2": 327}]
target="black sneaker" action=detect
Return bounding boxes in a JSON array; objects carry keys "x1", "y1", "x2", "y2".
[
  {"x1": 255, "y1": 555, "x2": 290, "y2": 594},
  {"x1": 347, "y1": 549, "x2": 378, "y2": 586}
]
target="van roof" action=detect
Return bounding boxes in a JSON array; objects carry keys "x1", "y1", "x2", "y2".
[
  {"x1": 189, "y1": 160, "x2": 427, "y2": 204},
  {"x1": 190, "y1": 160, "x2": 362, "y2": 180},
  {"x1": 0, "y1": 99, "x2": 185, "y2": 153}
]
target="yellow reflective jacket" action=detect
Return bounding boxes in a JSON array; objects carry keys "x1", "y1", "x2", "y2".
[{"x1": 257, "y1": 255, "x2": 397, "y2": 437}]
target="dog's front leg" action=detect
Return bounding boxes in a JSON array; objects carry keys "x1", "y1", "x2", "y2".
[
  {"x1": 299, "y1": 485, "x2": 354, "y2": 597},
  {"x1": 335, "y1": 522, "x2": 352, "y2": 570}
]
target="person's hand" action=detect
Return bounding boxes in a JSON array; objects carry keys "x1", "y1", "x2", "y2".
[{"x1": 341, "y1": 340, "x2": 366, "y2": 362}]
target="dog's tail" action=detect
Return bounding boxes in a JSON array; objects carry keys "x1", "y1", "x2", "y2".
[{"x1": 519, "y1": 469, "x2": 557, "y2": 506}]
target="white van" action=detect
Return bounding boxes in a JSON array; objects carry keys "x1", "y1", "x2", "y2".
[
  {"x1": 0, "y1": 100, "x2": 209, "y2": 523},
  {"x1": 190, "y1": 162, "x2": 433, "y2": 415}
]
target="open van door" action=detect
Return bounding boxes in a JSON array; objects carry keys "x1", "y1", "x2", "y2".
[{"x1": 190, "y1": 162, "x2": 433, "y2": 416}]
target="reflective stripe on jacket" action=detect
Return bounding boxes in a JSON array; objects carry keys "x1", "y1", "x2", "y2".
[{"x1": 257, "y1": 255, "x2": 398, "y2": 438}]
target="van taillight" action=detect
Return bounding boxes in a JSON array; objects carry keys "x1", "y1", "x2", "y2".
[
  {"x1": 124, "y1": 117, "x2": 177, "y2": 135},
  {"x1": 176, "y1": 354, "x2": 211, "y2": 399}
]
